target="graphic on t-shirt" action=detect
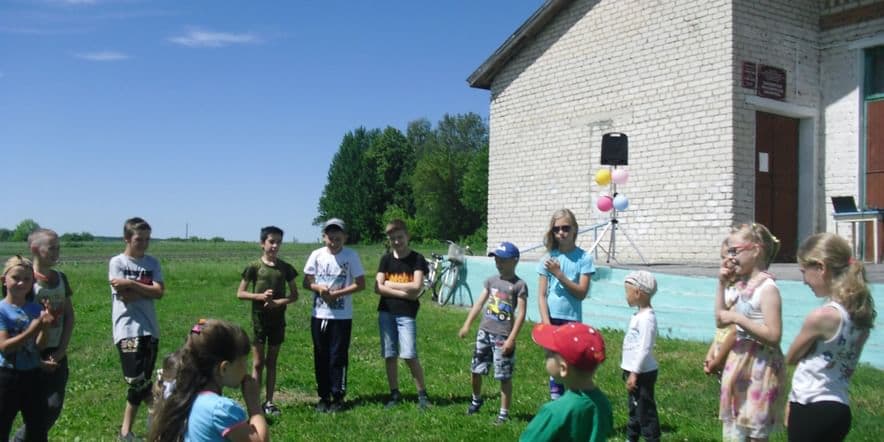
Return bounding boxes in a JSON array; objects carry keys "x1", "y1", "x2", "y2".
[
  {"x1": 484, "y1": 288, "x2": 514, "y2": 322},
  {"x1": 386, "y1": 272, "x2": 412, "y2": 283},
  {"x1": 121, "y1": 268, "x2": 154, "y2": 286},
  {"x1": 314, "y1": 262, "x2": 349, "y2": 310}
]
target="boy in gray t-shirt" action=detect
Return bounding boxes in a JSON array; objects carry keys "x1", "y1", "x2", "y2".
[{"x1": 458, "y1": 242, "x2": 528, "y2": 424}]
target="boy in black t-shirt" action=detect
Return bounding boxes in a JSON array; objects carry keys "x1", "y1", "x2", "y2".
[{"x1": 374, "y1": 219, "x2": 429, "y2": 409}]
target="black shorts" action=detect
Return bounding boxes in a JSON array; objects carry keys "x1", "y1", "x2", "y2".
[
  {"x1": 788, "y1": 401, "x2": 852, "y2": 442},
  {"x1": 116, "y1": 336, "x2": 159, "y2": 405},
  {"x1": 252, "y1": 311, "x2": 285, "y2": 346}
]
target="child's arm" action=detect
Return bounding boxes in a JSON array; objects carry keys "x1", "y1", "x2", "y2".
[
  {"x1": 502, "y1": 294, "x2": 528, "y2": 355},
  {"x1": 374, "y1": 272, "x2": 411, "y2": 299},
  {"x1": 303, "y1": 274, "x2": 335, "y2": 304},
  {"x1": 720, "y1": 284, "x2": 782, "y2": 347},
  {"x1": 283, "y1": 275, "x2": 300, "y2": 304},
  {"x1": 537, "y1": 276, "x2": 551, "y2": 324},
  {"x1": 709, "y1": 326, "x2": 736, "y2": 371},
  {"x1": 328, "y1": 275, "x2": 366, "y2": 300},
  {"x1": 110, "y1": 278, "x2": 164, "y2": 301},
  {"x1": 51, "y1": 297, "x2": 75, "y2": 362},
  {"x1": 382, "y1": 269, "x2": 425, "y2": 299},
  {"x1": 543, "y1": 258, "x2": 591, "y2": 300},
  {"x1": 459, "y1": 289, "x2": 489, "y2": 338},
  {"x1": 785, "y1": 305, "x2": 844, "y2": 365},
  {"x1": 227, "y1": 376, "x2": 269, "y2": 442},
  {"x1": 0, "y1": 309, "x2": 53, "y2": 353},
  {"x1": 714, "y1": 262, "x2": 734, "y2": 327},
  {"x1": 236, "y1": 279, "x2": 273, "y2": 304}
]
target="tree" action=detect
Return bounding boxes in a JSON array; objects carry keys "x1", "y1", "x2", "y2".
[
  {"x1": 11, "y1": 219, "x2": 40, "y2": 242},
  {"x1": 0, "y1": 229, "x2": 11, "y2": 242}
]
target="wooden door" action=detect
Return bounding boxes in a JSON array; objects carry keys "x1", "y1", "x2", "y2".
[
  {"x1": 755, "y1": 112, "x2": 799, "y2": 262},
  {"x1": 866, "y1": 100, "x2": 884, "y2": 261}
]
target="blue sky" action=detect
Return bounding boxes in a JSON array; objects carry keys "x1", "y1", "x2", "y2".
[{"x1": 1, "y1": 0, "x2": 541, "y2": 242}]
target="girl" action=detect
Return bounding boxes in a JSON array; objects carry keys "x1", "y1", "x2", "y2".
[
  {"x1": 537, "y1": 209, "x2": 595, "y2": 399},
  {"x1": 148, "y1": 319, "x2": 268, "y2": 442},
  {"x1": 785, "y1": 233, "x2": 875, "y2": 442},
  {"x1": 704, "y1": 239, "x2": 738, "y2": 376},
  {"x1": 715, "y1": 223, "x2": 784, "y2": 441},
  {"x1": 0, "y1": 256, "x2": 54, "y2": 442}
]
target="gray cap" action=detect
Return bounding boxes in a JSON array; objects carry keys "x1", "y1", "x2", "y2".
[
  {"x1": 624, "y1": 270, "x2": 657, "y2": 297},
  {"x1": 322, "y1": 218, "x2": 346, "y2": 232}
]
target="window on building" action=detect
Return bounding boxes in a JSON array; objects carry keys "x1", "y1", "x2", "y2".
[{"x1": 866, "y1": 46, "x2": 884, "y2": 99}]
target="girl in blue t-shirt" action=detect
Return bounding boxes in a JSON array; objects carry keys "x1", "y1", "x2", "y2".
[
  {"x1": 148, "y1": 319, "x2": 268, "y2": 442},
  {"x1": 537, "y1": 209, "x2": 596, "y2": 399},
  {"x1": 0, "y1": 256, "x2": 55, "y2": 441}
]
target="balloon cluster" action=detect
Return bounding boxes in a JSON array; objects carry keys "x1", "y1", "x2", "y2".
[{"x1": 594, "y1": 168, "x2": 629, "y2": 212}]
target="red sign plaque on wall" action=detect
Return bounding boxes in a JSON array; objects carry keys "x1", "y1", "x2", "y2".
[
  {"x1": 757, "y1": 65, "x2": 786, "y2": 100},
  {"x1": 741, "y1": 61, "x2": 756, "y2": 89}
]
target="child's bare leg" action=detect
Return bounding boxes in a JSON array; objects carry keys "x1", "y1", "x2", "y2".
[
  {"x1": 121, "y1": 402, "x2": 138, "y2": 436},
  {"x1": 500, "y1": 378, "x2": 512, "y2": 411},
  {"x1": 385, "y1": 357, "x2": 399, "y2": 391},
  {"x1": 265, "y1": 344, "x2": 281, "y2": 402},
  {"x1": 404, "y1": 358, "x2": 426, "y2": 392},
  {"x1": 251, "y1": 343, "x2": 266, "y2": 396},
  {"x1": 471, "y1": 373, "x2": 482, "y2": 397}
]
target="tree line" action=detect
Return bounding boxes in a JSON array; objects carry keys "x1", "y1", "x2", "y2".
[{"x1": 315, "y1": 113, "x2": 488, "y2": 244}]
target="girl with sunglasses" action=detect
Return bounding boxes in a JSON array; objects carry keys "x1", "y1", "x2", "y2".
[
  {"x1": 536, "y1": 208, "x2": 596, "y2": 399},
  {"x1": 785, "y1": 233, "x2": 874, "y2": 442},
  {"x1": 715, "y1": 223, "x2": 784, "y2": 441}
]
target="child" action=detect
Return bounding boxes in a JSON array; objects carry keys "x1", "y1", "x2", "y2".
[
  {"x1": 537, "y1": 208, "x2": 595, "y2": 399},
  {"x1": 703, "y1": 239, "x2": 738, "y2": 377},
  {"x1": 0, "y1": 256, "x2": 55, "y2": 442},
  {"x1": 458, "y1": 241, "x2": 528, "y2": 424},
  {"x1": 715, "y1": 222, "x2": 783, "y2": 441},
  {"x1": 109, "y1": 217, "x2": 165, "y2": 441},
  {"x1": 148, "y1": 319, "x2": 268, "y2": 441},
  {"x1": 236, "y1": 225, "x2": 299, "y2": 416},
  {"x1": 621, "y1": 270, "x2": 661, "y2": 442},
  {"x1": 374, "y1": 219, "x2": 429, "y2": 409},
  {"x1": 519, "y1": 322, "x2": 613, "y2": 441},
  {"x1": 13, "y1": 229, "x2": 75, "y2": 442},
  {"x1": 785, "y1": 233, "x2": 876, "y2": 442},
  {"x1": 303, "y1": 218, "x2": 365, "y2": 412}
]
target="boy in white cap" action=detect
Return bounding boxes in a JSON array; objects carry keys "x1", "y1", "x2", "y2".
[{"x1": 621, "y1": 270, "x2": 661, "y2": 442}]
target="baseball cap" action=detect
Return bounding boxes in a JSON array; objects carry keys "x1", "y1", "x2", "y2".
[
  {"x1": 531, "y1": 322, "x2": 606, "y2": 371},
  {"x1": 624, "y1": 270, "x2": 657, "y2": 297},
  {"x1": 488, "y1": 241, "x2": 520, "y2": 259},
  {"x1": 322, "y1": 218, "x2": 346, "y2": 233}
]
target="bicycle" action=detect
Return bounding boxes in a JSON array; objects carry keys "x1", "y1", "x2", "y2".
[{"x1": 423, "y1": 240, "x2": 472, "y2": 306}]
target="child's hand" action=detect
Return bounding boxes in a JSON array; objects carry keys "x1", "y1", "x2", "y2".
[
  {"x1": 543, "y1": 258, "x2": 562, "y2": 277},
  {"x1": 703, "y1": 358, "x2": 713, "y2": 375},
  {"x1": 40, "y1": 356, "x2": 59, "y2": 373},
  {"x1": 458, "y1": 325, "x2": 469, "y2": 339},
  {"x1": 38, "y1": 300, "x2": 57, "y2": 326},
  {"x1": 717, "y1": 309, "x2": 738, "y2": 326},
  {"x1": 260, "y1": 289, "x2": 274, "y2": 303},
  {"x1": 626, "y1": 372, "x2": 638, "y2": 392},
  {"x1": 501, "y1": 339, "x2": 515, "y2": 356}
]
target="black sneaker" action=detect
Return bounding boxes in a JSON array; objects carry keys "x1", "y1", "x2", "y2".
[
  {"x1": 315, "y1": 399, "x2": 331, "y2": 413},
  {"x1": 384, "y1": 392, "x2": 401, "y2": 409},
  {"x1": 418, "y1": 394, "x2": 430, "y2": 410},
  {"x1": 495, "y1": 414, "x2": 509, "y2": 425},
  {"x1": 262, "y1": 401, "x2": 281, "y2": 417},
  {"x1": 466, "y1": 398, "x2": 484, "y2": 415},
  {"x1": 328, "y1": 399, "x2": 345, "y2": 413}
]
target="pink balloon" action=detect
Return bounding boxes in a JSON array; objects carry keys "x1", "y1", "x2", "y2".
[
  {"x1": 611, "y1": 169, "x2": 629, "y2": 185},
  {"x1": 597, "y1": 195, "x2": 613, "y2": 212}
]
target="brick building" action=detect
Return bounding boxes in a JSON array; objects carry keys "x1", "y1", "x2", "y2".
[{"x1": 469, "y1": 0, "x2": 884, "y2": 263}]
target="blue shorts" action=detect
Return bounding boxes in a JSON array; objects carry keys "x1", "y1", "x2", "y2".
[
  {"x1": 471, "y1": 329, "x2": 515, "y2": 380},
  {"x1": 379, "y1": 310, "x2": 418, "y2": 359}
]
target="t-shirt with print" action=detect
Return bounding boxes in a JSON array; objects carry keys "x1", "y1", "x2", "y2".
[
  {"x1": 241, "y1": 258, "x2": 298, "y2": 324},
  {"x1": 0, "y1": 299, "x2": 43, "y2": 370},
  {"x1": 478, "y1": 275, "x2": 528, "y2": 337},
  {"x1": 304, "y1": 247, "x2": 365, "y2": 320},
  {"x1": 376, "y1": 250, "x2": 429, "y2": 318},
  {"x1": 32, "y1": 269, "x2": 73, "y2": 349},
  {"x1": 185, "y1": 391, "x2": 248, "y2": 442},
  {"x1": 109, "y1": 253, "x2": 164, "y2": 344},
  {"x1": 536, "y1": 247, "x2": 595, "y2": 322}
]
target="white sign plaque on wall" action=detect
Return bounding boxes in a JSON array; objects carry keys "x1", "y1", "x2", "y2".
[{"x1": 758, "y1": 152, "x2": 769, "y2": 172}]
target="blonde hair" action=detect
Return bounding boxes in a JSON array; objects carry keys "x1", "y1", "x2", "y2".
[
  {"x1": 732, "y1": 222, "x2": 781, "y2": 269},
  {"x1": 544, "y1": 209, "x2": 579, "y2": 251},
  {"x1": 797, "y1": 233, "x2": 876, "y2": 329}
]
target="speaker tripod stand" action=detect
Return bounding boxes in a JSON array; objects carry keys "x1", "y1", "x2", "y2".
[{"x1": 588, "y1": 215, "x2": 647, "y2": 264}]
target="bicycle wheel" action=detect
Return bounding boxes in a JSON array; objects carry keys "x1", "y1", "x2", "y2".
[{"x1": 438, "y1": 263, "x2": 460, "y2": 306}]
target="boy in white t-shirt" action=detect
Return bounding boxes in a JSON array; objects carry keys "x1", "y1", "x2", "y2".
[
  {"x1": 303, "y1": 218, "x2": 365, "y2": 413},
  {"x1": 621, "y1": 270, "x2": 661, "y2": 442}
]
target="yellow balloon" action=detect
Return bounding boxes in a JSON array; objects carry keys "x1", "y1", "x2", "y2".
[{"x1": 595, "y1": 169, "x2": 611, "y2": 185}]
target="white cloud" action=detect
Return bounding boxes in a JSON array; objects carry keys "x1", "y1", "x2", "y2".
[
  {"x1": 169, "y1": 29, "x2": 260, "y2": 48},
  {"x1": 73, "y1": 51, "x2": 130, "y2": 61}
]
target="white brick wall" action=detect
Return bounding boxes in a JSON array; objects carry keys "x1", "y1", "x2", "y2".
[
  {"x1": 488, "y1": 0, "x2": 735, "y2": 263},
  {"x1": 485, "y1": 0, "x2": 877, "y2": 263}
]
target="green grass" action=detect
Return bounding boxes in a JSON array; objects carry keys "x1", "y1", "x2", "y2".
[{"x1": 1, "y1": 241, "x2": 881, "y2": 441}]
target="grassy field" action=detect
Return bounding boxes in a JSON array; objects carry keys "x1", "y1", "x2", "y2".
[{"x1": 1, "y1": 240, "x2": 881, "y2": 441}]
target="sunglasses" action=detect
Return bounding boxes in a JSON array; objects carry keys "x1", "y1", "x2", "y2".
[{"x1": 552, "y1": 225, "x2": 572, "y2": 234}]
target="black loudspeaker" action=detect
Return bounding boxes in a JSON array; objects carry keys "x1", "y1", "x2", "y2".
[{"x1": 601, "y1": 132, "x2": 628, "y2": 165}]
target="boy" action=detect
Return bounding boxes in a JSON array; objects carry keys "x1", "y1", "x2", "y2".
[
  {"x1": 520, "y1": 322, "x2": 613, "y2": 441},
  {"x1": 236, "y1": 225, "x2": 299, "y2": 416},
  {"x1": 459, "y1": 241, "x2": 527, "y2": 424},
  {"x1": 13, "y1": 229, "x2": 75, "y2": 442},
  {"x1": 303, "y1": 218, "x2": 365, "y2": 413},
  {"x1": 621, "y1": 270, "x2": 661, "y2": 442},
  {"x1": 109, "y1": 217, "x2": 165, "y2": 441},
  {"x1": 374, "y1": 219, "x2": 429, "y2": 409}
]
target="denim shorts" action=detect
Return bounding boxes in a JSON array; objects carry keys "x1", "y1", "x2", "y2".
[
  {"x1": 471, "y1": 329, "x2": 515, "y2": 380},
  {"x1": 378, "y1": 310, "x2": 418, "y2": 359}
]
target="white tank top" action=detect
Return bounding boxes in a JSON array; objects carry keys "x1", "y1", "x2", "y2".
[
  {"x1": 789, "y1": 302, "x2": 864, "y2": 405},
  {"x1": 734, "y1": 278, "x2": 777, "y2": 342}
]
